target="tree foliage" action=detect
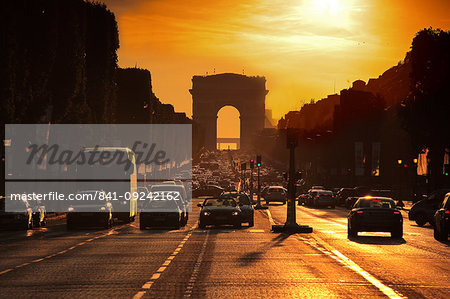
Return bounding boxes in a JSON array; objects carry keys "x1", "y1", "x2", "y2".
[
  {"x1": 0, "y1": 0, "x2": 119, "y2": 125},
  {"x1": 400, "y1": 28, "x2": 450, "y2": 188}
]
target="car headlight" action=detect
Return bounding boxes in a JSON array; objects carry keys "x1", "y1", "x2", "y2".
[
  {"x1": 68, "y1": 207, "x2": 74, "y2": 212},
  {"x1": 203, "y1": 211, "x2": 211, "y2": 216},
  {"x1": 232, "y1": 211, "x2": 239, "y2": 216},
  {"x1": 100, "y1": 206, "x2": 106, "y2": 211}
]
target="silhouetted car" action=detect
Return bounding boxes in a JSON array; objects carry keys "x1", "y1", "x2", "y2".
[
  {"x1": 409, "y1": 189, "x2": 450, "y2": 226},
  {"x1": 312, "y1": 190, "x2": 335, "y2": 208},
  {"x1": 192, "y1": 185, "x2": 224, "y2": 198},
  {"x1": 305, "y1": 189, "x2": 321, "y2": 206},
  {"x1": 0, "y1": 197, "x2": 33, "y2": 230},
  {"x1": 336, "y1": 188, "x2": 355, "y2": 206},
  {"x1": 140, "y1": 199, "x2": 183, "y2": 229},
  {"x1": 219, "y1": 192, "x2": 254, "y2": 227},
  {"x1": 66, "y1": 191, "x2": 113, "y2": 230},
  {"x1": 297, "y1": 194, "x2": 309, "y2": 205},
  {"x1": 150, "y1": 184, "x2": 189, "y2": 226},
  {"x1": 345, "y1": 187, "x2": 372, "y2": 209},
  {"x1": 433, "y1": 192, "x2": 450, "y2": 241},
  {"x1": 264, "y1": 186, "x2": 287, "y2": 204},
  {"x1": 348, "y1": 197, "x2": 403, "y2": 238},
  {"x1": 198, "y1": 197, "x2": 242, "y2": 228}
]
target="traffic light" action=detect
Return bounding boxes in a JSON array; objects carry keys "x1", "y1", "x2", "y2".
[
  {"x1": 445, "y1": 164, "x2": 449, "y2": 176},
  {"x1": 250, "y1": 159, "x2": 254, "y2": 169},
  {"x1": 241, "y1": 163, "x2": 246, "y2": 171},
  {"x1": 256, "y1": 155, "x2": 261, "y2": 167}
]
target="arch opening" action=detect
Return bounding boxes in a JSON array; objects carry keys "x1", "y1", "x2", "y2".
[{"x1": 216, "y1": 106, "x2": 240, "y2": 150}]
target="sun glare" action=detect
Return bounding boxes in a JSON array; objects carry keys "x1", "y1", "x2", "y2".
[
  {"x1": 314, "y1": 0, "x2": 344, "y2": 16},
  {"x1": 301, "y1": 0, "x2": 354, "y2": 30}
]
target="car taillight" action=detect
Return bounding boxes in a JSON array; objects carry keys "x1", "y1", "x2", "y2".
[
  {"x1": 445, "y1": 210, "x2": 449, "y2": 214},
  {"x1": 267, "y1": 192, "x2": 271, "y2": 195},
  {"x1": 393, "y1": 211, "x2": 400, "y2": 214},
  {"x1": 281, "y1": 193, "x2": 285, "y2": 195},
  {"x1": 356, "y1": 211, "x2": 363, "y2": 214}
]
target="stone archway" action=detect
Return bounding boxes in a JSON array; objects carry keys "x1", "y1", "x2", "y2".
[{"x1": 190, "y1": 73, "x2": 268, "y2": 150}]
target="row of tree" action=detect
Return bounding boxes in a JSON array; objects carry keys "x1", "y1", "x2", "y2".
[{"x1": 0, "y1": 0, "x2": 119, "y2": 124}]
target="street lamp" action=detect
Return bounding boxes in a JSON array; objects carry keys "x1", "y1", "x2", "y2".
[{"x1": 397, "y1": 159, "x2": 402, "y2": 165}]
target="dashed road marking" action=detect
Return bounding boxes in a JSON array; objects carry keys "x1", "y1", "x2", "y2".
[
  {"x1": 184, "y1": 230, "x2": 209, "y2": 297},
  {"x1": 133, "y1": 226, "x2": 197, "y2": 299},
  {"x1": 266, "y1": 209, "x2": 275, "y2": 226}
]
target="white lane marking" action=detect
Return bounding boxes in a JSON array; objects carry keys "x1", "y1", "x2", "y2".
[
  {"x1": 306, "y1": 234, "x2": 405, "y2": 299},
  {"x1": 271, "y1": 211, "x2": 405, "y2": 299},
  {"x1": 133, "y1": 226, "x2": 197, "y2": 298},
  {"x1": 184, "y1": 230, "x2": 209, "y2": 297},
  {"x1": 266, "y1": 209, "x2": 275, "y2": 226},
  {"x1": 0, "y1": 269, "x2": 13, "y2": 275},
  {"x1": 133, "y1": 291, "x2": 146, "y2": 299},
  {"x1": 0, "y1": 229, "x2": 115, "y2": 276}
]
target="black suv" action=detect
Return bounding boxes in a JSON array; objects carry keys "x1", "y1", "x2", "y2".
[
  {"x1": 409, "y1": 189, "x2": 450, "y2": 226},
  {"x1": 433, "y1": 192, "x2": 450, "y2": 241}
]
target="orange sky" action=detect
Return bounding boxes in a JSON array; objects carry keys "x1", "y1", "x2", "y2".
[{"x1": 103, "y1": 0, "x2": 450, "y2": 137}]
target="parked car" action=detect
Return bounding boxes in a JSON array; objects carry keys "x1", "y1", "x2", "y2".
[
  {"x1": 348, "y1": 197, "x2": 403, "y2": 238},
  {"x1": 409, "y1": 189, "x2": 450, "y2": 226},
  {"x1": 264, "y1": 186, "x2": 287, "y2": 204},
  {"x1": 198, "y1": 197, "x2": 242, "y2": 228},
  {"x1": 219, "y1": 192, "x2": 254, "y2": 226},
  {"x1": 433, "y1": 192, "x2": 450, "y2": 241},
  {"x1": 66, "y1": 191, "x2": 113, "y2": 230},
  {"x1": 140, "y1": 199, "x2": 183, "y2": 229},
  {"x1": 311, "y1": 190, "x2": 335, "y2": 208},
  {"x1": 0, "y1": 197, "x2": 33, "y2": 230}
]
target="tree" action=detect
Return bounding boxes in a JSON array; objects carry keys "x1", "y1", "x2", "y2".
[{"x1": 400, "y1": 28, "x2": 450, "y2": 189}]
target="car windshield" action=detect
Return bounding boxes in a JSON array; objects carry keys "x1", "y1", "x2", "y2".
[
  {"x1": 358, "y1": 198, "x2": 394, "y2": 208},
  {"x1": 203, "y1": 198, "x2": 237, "y2": 207},
  {"x1": 269, "y1": 188, "x2": 284, "y2": 193}
]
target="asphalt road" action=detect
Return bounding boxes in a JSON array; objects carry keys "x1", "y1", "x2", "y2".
[{"x1": 0, "y1": 198, "x2": 449, "y2": 298}]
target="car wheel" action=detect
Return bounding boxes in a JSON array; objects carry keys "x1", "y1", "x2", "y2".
[
  {"x1": 434, "y1": 225, "x2": 448, "y2": 241},
  {"x1": 199, "y1": 222, "x2": 206, "y2": 229},
  {"x1": 234, "y1": 222, "x2": 241, "y2": 229},
  {"x1": 415, "y1": 213, "x2": 427, "y2": 227},
  {"x1": 331, "y1": 205, "x2": 335, "y2": 209},
  {"x1": 174, "y1": 219, "x2": 181, "y2": 229},
  {"x1": 348, "y1": 223, "x2": 357, "y2": 238},
  {"x1": 249, "y1": 220, "x2": 254, "y2": 227},
  {"x1": 391, "y1": 226, "x2": 403, "y2": 238}
]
